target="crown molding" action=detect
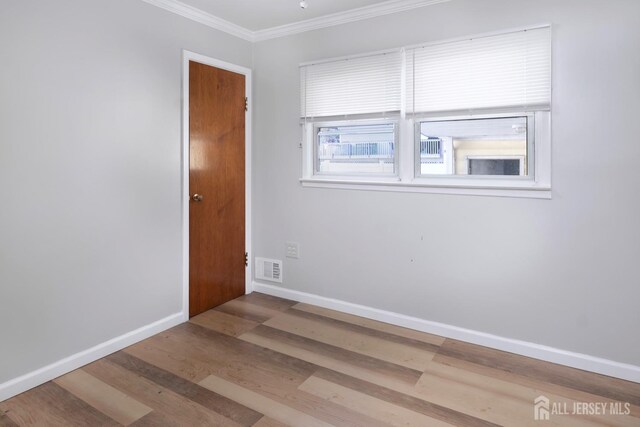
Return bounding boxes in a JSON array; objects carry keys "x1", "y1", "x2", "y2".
[
  {"x1": 141, "y1": 0, "x2": 452, "y2": 43},
  {"x1": 140, "y1": 0, "x2": 254, "y2": 41},
  {"x1": 252, "y1": 0, "x2": 451, "y2": 41}
]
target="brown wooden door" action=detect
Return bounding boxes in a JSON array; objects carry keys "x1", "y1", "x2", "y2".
[{"x1": 189, "y1": 61, "x2": 246, "y2": 317}]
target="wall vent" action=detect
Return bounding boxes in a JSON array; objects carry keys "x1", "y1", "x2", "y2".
[{"x1": 255, "y1": 257, "x2": 283, "y2": 283}]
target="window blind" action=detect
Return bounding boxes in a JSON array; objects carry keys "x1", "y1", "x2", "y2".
[
  {"x1": 300, "y1": 51, "x2": 402, "y2": 120},
  {"x1": 406, "y1": 26, "x2": 551, "y2": 114}
]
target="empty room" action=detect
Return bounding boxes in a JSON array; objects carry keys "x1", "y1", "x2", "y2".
[{"x1": 1, "y1": 0, "x2": 639, "y2": 425}]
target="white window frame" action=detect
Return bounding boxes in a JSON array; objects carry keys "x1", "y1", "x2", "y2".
[
  {"x1": 302, "y1": 112, "x2": 551, "y2": 199},
  {"x1": 413, "y1": 112, "x2": 537, "y2": 183},
  {"x1": 300, "y1": 26, "x2": 552, "y2": 199}
]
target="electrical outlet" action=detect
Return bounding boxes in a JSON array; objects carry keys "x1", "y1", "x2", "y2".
[{"x1": 286, "y1": 241, "x2": 299, "y2": 259}]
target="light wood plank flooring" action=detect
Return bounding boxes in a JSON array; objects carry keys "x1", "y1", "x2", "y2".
[{"x1": 1, "y1": 293, "x2": 639, "y2": 426}]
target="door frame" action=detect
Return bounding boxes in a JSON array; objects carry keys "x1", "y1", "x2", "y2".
[{"x1": 181, "y1": 50, "x2": 253, "y2": 320}]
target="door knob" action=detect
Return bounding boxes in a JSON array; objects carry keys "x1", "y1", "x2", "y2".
[{"x1": 191, "y1": 194, "x2": 204, "y2": 202}]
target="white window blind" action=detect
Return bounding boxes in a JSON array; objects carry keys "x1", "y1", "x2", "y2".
[
  {"x1": 406, "y1": 26, "x2": 551, "y2": 114},
  {"x1": 300, "y1": 51, "x2": 402, "y2": 119}
]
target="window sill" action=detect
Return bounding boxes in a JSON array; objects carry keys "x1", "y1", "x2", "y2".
[{"x1": 299, "y1": 177, "x2": 552, "y2": 199}]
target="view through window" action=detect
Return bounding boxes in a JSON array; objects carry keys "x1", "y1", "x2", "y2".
[
  {"x1": 418, "y1": 116, "x2": 528, "y2": 177},
  {"x1": 317, "y1": 123, "x2": 396, "y2": 174}
]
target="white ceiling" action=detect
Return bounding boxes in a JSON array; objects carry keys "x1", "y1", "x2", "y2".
[{"x1": 178, "y1": 0, "x2": 393, "y2": 31}]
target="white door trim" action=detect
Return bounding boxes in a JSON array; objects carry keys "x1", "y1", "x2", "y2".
[{"x1": 182, "y1": 50, "x2": 253, "y2": 321}]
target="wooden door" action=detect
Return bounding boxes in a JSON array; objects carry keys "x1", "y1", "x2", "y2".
[{"x1": 189, "y1": 61, "x2": 246, "y2": 317}]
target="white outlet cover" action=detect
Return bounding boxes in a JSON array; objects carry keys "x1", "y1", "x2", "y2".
[{"x1": 286, "y1": 241, "x2": 299, "y2": 259}]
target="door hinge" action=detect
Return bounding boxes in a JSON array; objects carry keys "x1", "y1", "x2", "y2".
[
  {"x1": 245, "y1": 252, "x2": 248, "y2": 267},
  {"x1": 244, "y1": 97, "x2": 248, "y2": 112}
]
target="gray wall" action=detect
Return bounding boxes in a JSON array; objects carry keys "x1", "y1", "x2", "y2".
[
  {"x1": 252, "y1": 0, "x2": 640, "y2": 365},
  {"x1": 0, "y1": 0, "x2": 252, "y2": 383}
]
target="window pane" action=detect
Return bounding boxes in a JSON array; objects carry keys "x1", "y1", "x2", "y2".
[
  {"x1": 418, "y1": 117, "x2": 528, "y2": 176},
  {"x1": 317, "y1": 123, "x2": 395, "y2": 174}
]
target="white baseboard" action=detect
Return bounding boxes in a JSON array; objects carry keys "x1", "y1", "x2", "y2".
[
  {"x1": 252, "y1": 282, "x2": 640, "y2": 384},
  {"x1": 0, "y1": 313, "x2": 184, "y2": 402}
]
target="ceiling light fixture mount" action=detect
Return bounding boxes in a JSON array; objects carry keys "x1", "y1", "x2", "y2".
[{"x1": 299, "y1": 0, "x2": 308, "y2": 9}]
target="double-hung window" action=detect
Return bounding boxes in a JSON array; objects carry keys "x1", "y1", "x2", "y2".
[
  {"x1": 300, "y1": 51, "x2": 402, "y2": 178},
  {"x1": 300, "y1": 26, "x2": 552, "y2": 198}
]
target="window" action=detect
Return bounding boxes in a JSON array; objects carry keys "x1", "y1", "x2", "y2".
[
  {"x1": 416, "y1": 116, "x2": 531, "y2": 177},
  {"x1": 316, "y1": 123, "x2": 397, "y2": 175},
  {"x1": 300, "y1": 51, "x2": 401, "y2": 178},
  {"x1": 300, "y1": 26, "x2": 552, "y2": 198}
]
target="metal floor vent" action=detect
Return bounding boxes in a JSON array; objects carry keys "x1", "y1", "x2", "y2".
[{"x1": 255, "y1": 257, "x2": 282, "y2": 283}]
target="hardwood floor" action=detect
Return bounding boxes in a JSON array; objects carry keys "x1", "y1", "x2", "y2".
[{"x1": 1, "y1": 293, "x2": 639, "y2": 426}]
